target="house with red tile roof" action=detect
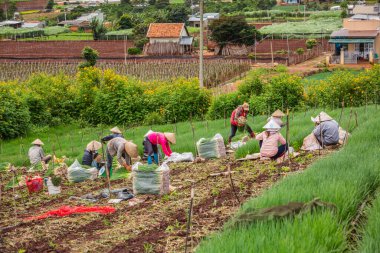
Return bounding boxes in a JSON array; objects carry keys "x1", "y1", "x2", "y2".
[{"x1": 144, "y1": 23, "x2": 193, "y2": 56}]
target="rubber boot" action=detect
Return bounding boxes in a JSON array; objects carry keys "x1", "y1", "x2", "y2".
[
  {"x1": 147, "y1": 155, "x2": 153, "y2": 165},
  {"x1": 153, "y1": 153, "x2": 159, "y2": 164}
]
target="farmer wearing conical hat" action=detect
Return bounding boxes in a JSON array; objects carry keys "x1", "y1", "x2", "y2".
[
  {"x1": 101, "y1": 126, "x2": 123, "y2": 143},
  {"x1": 28, "y1": 139, "x2": 52, "y2": 165},
  {"x1": 82, "y1": 140, "x2": 102, "y2": 168},
  {"x1": 144, "y1": 132, "x2": 176, "y2": 164},
  {"x1": 311, "y1": 112, "x2": 339, "y2": 147},
  {"x1": 106, "y1": 137, "x2": 138, "y2": 172},
  {"x1": 267, "y1": 109, "x2": 286, "y2": 127},
  {"x1": 255, "y1": 119, "x2": 287, "y2": 160},
  {"x1": 228, "y1": 102, "x2": 255, "y2": 144}
]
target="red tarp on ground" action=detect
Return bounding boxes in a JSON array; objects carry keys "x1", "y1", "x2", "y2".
[{"x1": 25, "y1": 206, "x2": 116, "y2": 221}]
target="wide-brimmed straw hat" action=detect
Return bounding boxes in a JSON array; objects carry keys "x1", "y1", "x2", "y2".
[
  {"x1": 272, "y1": 109, "x2": 285, "y2": 117},
  {"x1": 164, "y1": 132, "x2": 176, "y2": 144},
  {"x1": 110, "y1": 127, "x2": 122, "y2": 134},
  {"x1": 242, "y1": 102, "x2": 250, "y2": 111},
  {"x1": 86, "y1": 140, "x2": 102, "y2": 151},
  {"x1": 31, "y1": 139, "x2": 44, "y2": 146},
  {"x1": 125, "y1": 141, "x2": 138, "y2": 158},
  {"x1": 311, "y1": 112, "x2": 333, "y2": 123},
  {"x1": 263, "y1": 119, "x2": 281, "y2": 131}
]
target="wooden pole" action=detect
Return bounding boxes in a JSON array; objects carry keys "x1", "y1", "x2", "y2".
[
  {"x1": 270, "y1": 41, "x2": 274, "y2": 67},
  {"x1": 184, "y1": 184, "x2": 195, "y2": 253},
  {"x1": 343, "y1": 109, "x2": 353, "y2": 145},
  {"x1": 319, "y1": 114, "x2": 324, "y2": 156},
  {"x1": 228, "y1": 163, "x2": 240, "y2": 205},
  {"x1": 199, "y1": 0, "x2": 204, "y2": 88}
]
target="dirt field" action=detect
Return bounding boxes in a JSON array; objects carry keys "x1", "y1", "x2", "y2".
[{"x1": 0, "y1": 152, "x2": 326, "y2": 253}]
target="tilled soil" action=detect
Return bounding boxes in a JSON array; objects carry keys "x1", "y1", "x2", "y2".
[{"x1": 0, "y1": 152, "x2": 323, "y2": 253}]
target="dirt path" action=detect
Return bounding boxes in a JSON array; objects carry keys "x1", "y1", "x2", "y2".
[{"x1": 0, "y1": 152, "x2": 327, "y2": 252}]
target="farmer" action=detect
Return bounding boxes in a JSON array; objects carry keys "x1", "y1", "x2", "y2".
[
  {"x1": 28, "y1": 139, "x2": 52, "y2": 165},
  {"x1": 106, "y1": 137, "x2": 138, "y2": 172},
  {"x1": 267, "y1": 109, "x2": 286, "y2": 127},
  {"x1": 256, "y1": 119, "x2": 287, "y2": 160},
  {"x1": 144, "y1": 132, "x2": 176, "y2": 164},
  {"x1": 101, "y1": 127, "x2": 123, "y2": 143},
  {"x1": 311, "y1": 112, "x2": 339, "y2": 147},
  {"x1": 228, "y1": 102, "x2": 255, "y2": 144},
  {"x1": 82, "y1": 140, "x2": 102, "y2": 169}
]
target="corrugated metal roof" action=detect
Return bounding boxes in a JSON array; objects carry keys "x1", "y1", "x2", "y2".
[
  {"x1": 330, "y1": 28, "x2": 378, "y2": 38},
  {"x1": 329, "y1": 38, "x2": 375, "y2": 43},
  {"x1": 147, "y1": 23, "x2": 185, "y2": 38}
]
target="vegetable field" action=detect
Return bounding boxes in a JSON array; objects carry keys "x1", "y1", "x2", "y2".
[
  {"x1": 0, "y1": 60, "x2": 251, "y2": 87},
  {"x1": 1, "y1": 105, "x2": 362, "y2": 252}
]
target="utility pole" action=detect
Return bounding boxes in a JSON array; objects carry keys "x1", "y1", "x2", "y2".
[{"x1": 199, "y1": 0, "x2": 204, "y2": 88}]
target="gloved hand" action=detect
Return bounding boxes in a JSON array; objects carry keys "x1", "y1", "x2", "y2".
[{"x1": 123, "y1": 163, "x2": 132, "y2": 172}]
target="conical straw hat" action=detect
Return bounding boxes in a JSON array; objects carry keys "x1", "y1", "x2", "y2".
[
  {"x1": 272, "y1": 109, "x2": 285, "y2": 117},
  {"x1": 311, "y1": 112, "x2": 333, "y2": 123},
  {"x1": 242, "y1": 102, "x2": 250, "y2": 111},
  {"x1": 164, "y1": 132, "x2": 176, "y2": 144},
  {"x1": 86, "y1": 140, "x2": 102, "y2": 151},
  {"x1": 125, "y1": 141, "x2": 138, "y2": 158},
  {"x1": 31, "y1": 139, "x2": 44, "y2": 145},
  {"x1": 263, "y1": 119, "x2": 281, "y2": 131},
  {"x1": 110, "y1": 126, "x2": 122, "y2": 134}
]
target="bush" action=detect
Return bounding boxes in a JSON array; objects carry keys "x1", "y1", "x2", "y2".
[
  {"x1": 296, "y1": 48, "x2": 305, "y2": 55},
  {"x1": 0, "y1": 83, "x2": 30, "y2": 139},
  {"x1": 306, "y1": 39, "x2": 317, "y2": 49},
  {"x1": 128, "y1": 47, "x2": 142, "y2": 55},
  {"x1": 207, "y1": 92, "x2": 245, "y2": 120},
  {"x1": 144, "y1": 111, "x2": 165, "y2": 125},
  {"x1": 237, "y1": 71, "x2": 263, "y2": 97}
]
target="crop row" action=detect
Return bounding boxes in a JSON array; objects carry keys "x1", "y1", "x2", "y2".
[
  {"x1": 197, "y1": 105, "x2": 380, "y2": 252},
  {"x1": 0, "y1": 60, "x2": 250, "y2": 87}
]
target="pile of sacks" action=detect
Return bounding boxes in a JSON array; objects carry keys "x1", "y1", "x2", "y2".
[{"x1": 196, "y1": 134, "x2": 226, "y2": 159}]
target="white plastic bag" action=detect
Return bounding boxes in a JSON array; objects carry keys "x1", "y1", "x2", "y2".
[
  {"x1": 301, "y1": 133, "x2": 322, "y2": 151},
  {"x1": 67, "y1": 159, "x2": 95, "y2": 183},
  {"x1": 132, "y1": 162, "x2": 170, "y2": 195},
  {"x1": 45, "y1": 178, "x2": 61, "y2": 195},
  {"x1": 197, "y1": 133, "x2": 226, "y2": 159},
  {"x1": 166, "y1": 152, "x2": 194, "y2": 163}
]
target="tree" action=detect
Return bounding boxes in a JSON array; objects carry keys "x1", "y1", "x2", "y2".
[
  {"x1": 46, "y1": 0, "x2": 54, "y2": 10},
  {"x1": 79, "y1": 47, "x2": 99, "y2": 68},
  {"x1": 155, "y1": 0, "x2": 169, "y2": 9},
  {"x1": 209, "y1": 16, "x2": 261, "y2": 55},
  {"x1": 118, "y1": 14, "x2": 133, "y2": 29},
  {"x1": 90, "y1": 18, "x2": 107, "y2": 40},
  {"x1": 167, "y1": 5, "x2": 189, "y2": 23}
]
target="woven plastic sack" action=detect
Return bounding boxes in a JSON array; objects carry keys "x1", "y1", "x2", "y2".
[
  {"x1": 301, "y1": 133, "x2": 322, "y2": 151},
  {"x1": 67, "y1": 160, "x2": 97, "y2": 183},
  {"x1": 132, "y1": 163, "x2": 170, "y2": 195},
  {"x1": 166, "y1": 152, "x2": 194, "y2": 163},
  {"x1": 197, "y1": 134, "x2": 226, "y2": 159}
]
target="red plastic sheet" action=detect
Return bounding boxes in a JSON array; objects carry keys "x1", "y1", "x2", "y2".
[{"x1": 25, "y1": 206, "x2": 116, "y2": 221}]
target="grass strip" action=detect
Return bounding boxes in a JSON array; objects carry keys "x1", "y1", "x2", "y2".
[
  {"x1": 357, "y1": 190, "x2": 380, "y2": 253},
  {"x1": 196, "y1": 106, "x2": 380, "y2": 253}
]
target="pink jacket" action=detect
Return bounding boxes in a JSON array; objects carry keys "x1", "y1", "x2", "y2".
[
  {"x1": 147, "y1": 132, "x2": 172, "y2": 157},
  {"x1": 256, "y1": 131, "x2": 286, "y2": 157}
]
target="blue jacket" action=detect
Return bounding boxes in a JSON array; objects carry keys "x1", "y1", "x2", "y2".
[
  {"x1": 101, "y1": 133, "x2": 123, "y2": 142},
  {"x1": 82, "y1": 150, "x2": 98, "y2": 167}
]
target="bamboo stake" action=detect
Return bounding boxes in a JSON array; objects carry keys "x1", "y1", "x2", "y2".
[
  {"x1": 224, "y1": 109, "x2": 226, "y2": 128},
  {"x1": 55, "y1": 134, "x2": 62, "y2": 151},
  {"x1": 285, "y1": 109, "x2": 291, "y2": 166},
  {"x1": 343, "y1": 109, "x2": 353, "y2": 145},
  {"x1": 318, "y1": 113, "x2": 323, "y2": 156},
  {"x1": 190, "y1": 122, "x2": 197, "y2": 157},
  {"x1": 338, "y1": 100, "x2": 345, "y2": 126},
  {"x1": 228, "y1": 163, "x2": 240, "y2": 205},
  {"x1": 354, "y1": 111, "x2": 358, "y2": 129},
  {"x1": 184, "y1": 184, "x2": 195, "y2": 253}
]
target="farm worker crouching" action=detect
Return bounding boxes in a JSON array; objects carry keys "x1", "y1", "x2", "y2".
[
  {"x1": 144, "y1": 132, "x2": 176, "y2": 164},
  {"x1": 28, "y1": 139, "x2": 52, "y2": 165},
  {"x1": 311, "y1": 112, "x2": 339, "y2": 147},
  {"x1": 101, "y1": 127, "x2": 123, "y2": 143},
  {"x1": 255, "y1": 119, "x2": 287, "y2": 160},
  {"x1": 106, "y1": 137, "x2": 138, "y2": 172},
  {"x1": 82, "y1": 140, "x2": 102, "y2": 169},
  {"x1": 267, "y1": 109, "x2": 286, "y2": 127},
  {"x1": 228, "y1": 102, "x2": 255, "y2": 144}
]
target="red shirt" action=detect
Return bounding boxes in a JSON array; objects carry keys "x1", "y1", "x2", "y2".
[{"x1": 230, "y1": 106, "x2": 247, "y2": 126}]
